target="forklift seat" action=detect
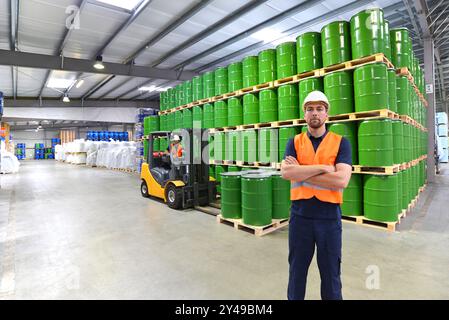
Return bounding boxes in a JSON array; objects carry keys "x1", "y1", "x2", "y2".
[{"x1": 150, "y1": 167, "x2": 170, "y2": 186}]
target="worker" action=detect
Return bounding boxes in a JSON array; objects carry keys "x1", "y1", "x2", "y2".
[
  {"x1": 281, "y1": 90, "x2": 352, "y2": 300},
  {"x1": 165, "y1": 134, "x2": 184, "y2": 161}
]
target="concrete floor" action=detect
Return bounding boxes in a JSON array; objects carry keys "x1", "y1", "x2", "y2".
[{"x1": 0, "y1": 160, "x2": 448, "y2": 300}]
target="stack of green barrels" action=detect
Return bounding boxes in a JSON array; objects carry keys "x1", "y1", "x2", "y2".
[
  {"x1": 143, "y1": 116, "x2": 169, "y2": 159},
  {"x1": 156, "y1": 7, "x2": 428, "y2": 224},
  {"x1": 220, "y1": 169, "x2": 290, "y2": 226}
]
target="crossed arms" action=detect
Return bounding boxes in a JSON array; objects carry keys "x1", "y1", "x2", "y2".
[{"x1": 280, "y1": 156, "x2": 352, "y2": 190}]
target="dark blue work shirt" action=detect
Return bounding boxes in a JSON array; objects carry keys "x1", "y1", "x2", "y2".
[{"x1": 284, "y1": 130, "x2": 352, "y2": 220}]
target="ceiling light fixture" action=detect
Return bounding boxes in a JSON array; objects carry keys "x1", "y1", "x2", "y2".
[
  {"x1": 96, "y1": 0, "x2": 141, "y2": 11},
  {"x1": 76, "y1": 79, "x2": 85, "y2": 88},
  {"x1": 93, "y1": 55, "x2": 105, "y2": 70},
  {"x1": 63, "y1": 94, "x2": 70, "y2": 103}
]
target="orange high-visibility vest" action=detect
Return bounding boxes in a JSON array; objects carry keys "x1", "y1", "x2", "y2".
[
  {"x1": 170, "y1": 143, "x2": 183, "y2": 159},
  {"x1": 290, "y1": 131, "x2": 343, "y2": 204}
]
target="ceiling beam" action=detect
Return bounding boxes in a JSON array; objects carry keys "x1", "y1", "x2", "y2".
[
  {"x1": 9, "y1": 0, "x2": 19, "y2": 101},
  {"x1": 38, "y1": 0, "x2": 88, "y2": 99},
  {"x1": 0, "y1": 49, "x2": 198, "y2": 80},
  {"x1": 3, "y1": 98, "x2": 156, "y2": 108},
  {"x1": 80, "y1": 0, "x2": 214, "y2": 100}
]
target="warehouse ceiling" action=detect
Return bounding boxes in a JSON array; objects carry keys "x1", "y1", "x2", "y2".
[{"x1": 0, "y1": 0, "x2": 447, "y2": 111}]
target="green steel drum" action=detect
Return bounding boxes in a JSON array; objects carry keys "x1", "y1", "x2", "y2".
[
  {"x1": 184, "y1": 80, "x2": 193, "y2": 105},
  {"x1": 279, "y1": 127, "x2": 299, "y2": 161},
  {"x1": 241, "y1": 130, "x2": 258, "y2": 163},
  {"x1": 228, "y1": 97, "x2": 243, "y2": 126},
  {"x1": 183, "y1": 108, "x2": 192, "y2": 129},
  {"x1": 228, "y1": 62, "x2": 243, "y2": 92},
  {"x1": 350, "y1": 8, "x2": 385, "y2": 59},
  {"x1": 259, "y1": 89, "x2": 278, "y2": 123},
  {"x1": 214, "y1": 132, "x2": 226, "y2": 161},
  {"x1": 397, "y1": 170, "x2": 403, "y2": 214},
  {"x1": 192, "y1": 106, "x2": 202, "y2": 128},
  {"x1": 398, "y1": 170, "x2": 407, "y2": 210},
  {"x1": 390, "y1": 28, "x2": 411, "y2": 69},
  {"x1": 299, "y1": 78, "x2": 324, "y2": 108},
  {"x1": 203, "y1": 103, "x2": 215, "y2": 129},
  {"x1": 228, "y1": 166, "x2": 240, "y2": 172},
  {"x1": 271, "y1": 171, "x2": 291, "y2": 219},
  {"x1": 258, "y1": 49, "x2": 277, "y2": 83},
  {"x1": 243, "y1": 93, "x2": 259, "y2": 125},
  {"x1": 215, "y1": 165, "x2": 227, "y2": 194},
  {"x1": 176, "y1": 83, "x2": 184, "y2": 107},
  {"x1": 215, "y1": 67, "x2": 228, "y2": 96},
  {"x1": 324, "y1": 71, "x2": 354, "y2": 115},
  {"x1": 174, "y1": 110, "x2": 183, "y2": 130},
  {"x1": 278, "y1": 84, "x2": 299, "y2": 121},
  {"x1": 354, "y1": 63, "x2": 388, "y2": 112},
  {"x1": 241, "y1": 172, "x2": 273, "y2": 226},
  {"x1": 301, "y1": 126, "x2": 308, "y2": 133},
  {"x1": 226, "y1": 131, "x2": 241, "y2": 162},
  {"x1": 364, "y1": 174, "x2": 399, "y2": 222},
  {"x1": 392, "y1": 120, "x2": 404, "y2": 165},
  {"x1": 209, "y1": 165, "x2": 215, "y2": 179},
  {"x1": 143, "y1": 117, "x2": 151, "y2": 135},
  {"x1": 321, "y1": 21, "x2": 351, "y2": 67},
  {"x1": 143, "y1": 140, "x2": 149, "y2": 159},
  {"x1": 384, "y1": 20, "x2": 391, "y2": 61},
  {"x1": 403, "y1": 123, "x2": 411, "y2": 162},
  {"x1": 276, "y1": 42, "x2": 297, "y2": 79},
  {"x1": 341, "y1": 175, "x2": 363, "y2": 216},
  {"x1": 203, "y1": 71, "x2": 215, "y2": 98},
  {"x1": 167, "y1": 112, "x2": 175, "y2": 131},
  {"x1": 214, "y1": 101, "x2": 228, "y2": 128},
  {"x1": 167, "y1": 88, "x2": 175, "y2": 109},
  {"x1": 208, "y1": 134, "x2": 214, "y2": 161},
  {"x1": 396, "y1": 76, "x2": 409, "y2": 115},
  {"x1": 328, "y1": 122, "x2": 358, "y2": 164},
  {"x1": 413, "y1": 57, "x2": 420, "y2": 82},
  {"x1": 159, "y1": 114, "x2": 166, "y2": 131},
  {"x1": 159, "y1": 137, "x2": 169, "y2": 153},
  {"x1": 192, "y1": 75, "x2": 203, "y2": 102},
  {"x1": 159, "y1": 91, "x2": 165, "y2": 111},
  {"x1": 258, "y1": 128, "x2": 278, "y2": 164},
  {"x1": 242, "y1": 56, "x2": 258, "y2": 88},
  {"x1": 296, "y1": 32, "x2": 322, "y2": 73},
  {"x1": 387, "y1": 69, "x2": 397, "y2": 112},
  {"x1": 220, "y1": 172, "x2": 242, "y2": 219},
  {"x1": 144, "y1": 116, "x2": 160, "y2": 135},
  {"x1": 153, "y1": 138, "x2": 160, "y2": 152},
  {"x1": 358, "y1": 119, "x2": 393, "y2": 166}
]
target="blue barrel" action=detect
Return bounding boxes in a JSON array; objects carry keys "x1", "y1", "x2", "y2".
[{"x1": 0, "y1": 91, "x2": 3, "y2": 115}]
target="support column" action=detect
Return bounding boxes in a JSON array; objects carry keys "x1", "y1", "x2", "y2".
[{"x1": 424, "y1": 37, "x2": 436, "y2": 183}]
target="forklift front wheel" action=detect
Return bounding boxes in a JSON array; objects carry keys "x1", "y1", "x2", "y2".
[
  {"x1": 165, "y1": 184, "x2": 182, "y2": 209},
  {"x1": 141, "y1": 181, "x2": 149, "y2": 198}
]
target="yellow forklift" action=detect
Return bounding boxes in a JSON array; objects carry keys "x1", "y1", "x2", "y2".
[{"x1": 140, "y1": 129, "x2": 216, "y2": 209}]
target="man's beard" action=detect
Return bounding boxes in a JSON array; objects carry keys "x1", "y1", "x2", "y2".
[{"x1": 307, "y1": 118, "x2": 324, "y2": 129}]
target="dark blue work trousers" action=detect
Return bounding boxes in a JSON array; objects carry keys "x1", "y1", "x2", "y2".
[{"x1": 287, "y1": 214, "x2": 343, "y2": 300}]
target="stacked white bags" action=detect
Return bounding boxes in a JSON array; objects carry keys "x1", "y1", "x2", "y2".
[{"x1": 0, "y1": 150, "x2": 20, "y2": 174}]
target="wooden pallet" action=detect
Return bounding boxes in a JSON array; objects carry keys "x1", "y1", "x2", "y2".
[
  {"x1": 341, "y1": 212, "x2": 404, "y2": 232},
  {"x1": 352, "y1": 164, "x2": 400, "y2": 175},
  {"x1": 396, "y1": 67, "x2": 414, "y2": 82},
  {"x1": 320, "y1": 53, "x2": 394, "y2": 76},
  {"x1": 327, "y1": 109, "x2": 398, "y2": 123},
  {"x1": 238, "y1": 81, "x2": 274, "y2": 95},
  {"x1": 216, "y1": 214, "x2": 289, "y2": 236}
]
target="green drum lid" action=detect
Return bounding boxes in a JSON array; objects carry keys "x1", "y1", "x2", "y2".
[
  {"x1": 258, "y1": 49, "x2": 277, "y2": 83},
  {"x1": 270, "y1": 171, "x2": 291, "y2": 220},
  {"x1": 296, "y1": 32, "x2": 323, "y2": 74},
  {"x1": 227, "y1": 97, "x2": 243, "y2": 126},
  {"x1": 350, "y1": 8, "x2": 386, "y2": 59},
  {"x1": 220, "y1": 172, "x2": 242, "y2": 219},
  {"x1": 387, "y1": 69, "x2": 397, "y2": 113},
  {"x1": 242, "y1": 56, "x2": 258, "y2": 88},
  {"x1": 321, "y1": 20, "x2": 351, "y2": 67},
  {"x1": 328, "y1": 122, "x2": 358, "y2": 164},
  {"x1": 324, "y1": 71, "x2": 354, "y2": 116},
  {"x1": 341, "y1": 174, "x2": 363, "y2": 216},
  {"x1": 354, "y1": 63, "x2": 388, "y2": 112},
  {"x1": 214, "y1": 101, "x2": 228, "y2": 128},
  {"x1": 276, "y1": 41, "x2": 297, "y2": 79},
  {"x1": 299, "y1": 78, "x2": 324, "y2": 108},
  {"x1": 358, "y1": 119, "x2": 394, "y2": 166},
  {"x1": 241, "y1": 173, "x2": 273, "y2": 226},
  {"x1": 363, "y1": 174, "x2": 399, "y2": 222},
  {"x1": 279, "y1": 127, "x2": 299, "y2": 161},
  {"x1": 278, "y1": 84, "x2": 299, "y2": 121},
  {"x1": 259, "y1": 89, "x2": 278, "y2": 123},
  {"x1": 228, "y1": 62, "x2": 243, "y2": 92},
  {"x1": 243, "y1": 93, "x2": 259, "y2": 125}
]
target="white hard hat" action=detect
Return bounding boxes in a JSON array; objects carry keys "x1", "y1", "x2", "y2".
[
  {"x1": 171, "y1": 134, "x2": 181, "y2": 142},
  {"x1": 303, "y1": 90, "x2": 330, "y2": 110}
]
